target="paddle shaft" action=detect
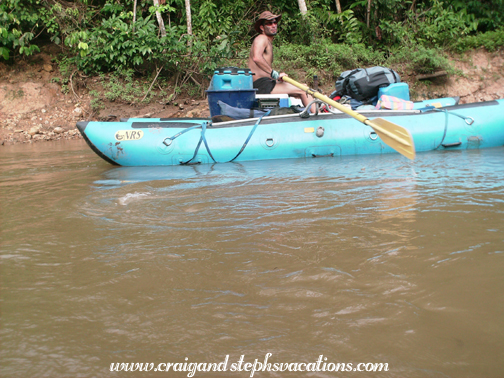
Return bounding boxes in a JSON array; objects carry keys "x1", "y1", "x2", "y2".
[{"x1": 282, "y1": 77, "x2": 367, "y2": 122}]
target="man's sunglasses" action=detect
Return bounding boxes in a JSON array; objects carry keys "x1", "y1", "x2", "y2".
[{"x1": 264, "y1": 20, "x2": 278, "y2": 26}]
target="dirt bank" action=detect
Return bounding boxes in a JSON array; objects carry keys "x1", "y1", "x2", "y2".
[{"x1": 0, "y1": 48, "x2": 503, "y2": 146}]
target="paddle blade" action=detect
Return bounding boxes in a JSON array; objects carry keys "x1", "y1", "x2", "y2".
[{"x1": 367, "y1": 118, "x2": 416, "y2": 160}]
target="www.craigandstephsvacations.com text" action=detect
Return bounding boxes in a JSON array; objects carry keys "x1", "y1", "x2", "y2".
[{"x1": 110, "y1": 354, "x2": 389, "y2": 376}]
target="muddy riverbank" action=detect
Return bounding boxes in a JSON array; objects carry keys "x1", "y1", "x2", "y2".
[{"x1": 1, "y1": 48, "x2": 503, "y2": 146}]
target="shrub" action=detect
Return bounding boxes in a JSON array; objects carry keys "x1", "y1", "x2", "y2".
[
  {"x1": 453, "y1": 28, "x2": 504, "y2": 52},
  {"x1": 386, "y1": 45, "x2": 456, "y2": 74},
  {"x1": 0, "y1": 0, "x2": 40, "y2": 60},
  {"x1": 379, "y1": 0, "x2": 478, "y2": 48},
  {"x1": 275, "y1": 41, "x2": 386, "y2": 78}
]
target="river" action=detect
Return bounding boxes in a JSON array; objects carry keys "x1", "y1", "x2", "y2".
[{"x1": 1, "y1": 140, "x2": 503, "y2": 378}]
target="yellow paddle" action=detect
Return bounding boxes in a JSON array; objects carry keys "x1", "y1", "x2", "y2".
[{"x1": 282, "y1": 76, "x2": 416, "y2": 160}]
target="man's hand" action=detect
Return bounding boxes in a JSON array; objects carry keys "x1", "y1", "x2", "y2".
[{"x1": 278, "y1": 72, "x2": 288, "y2": 82}]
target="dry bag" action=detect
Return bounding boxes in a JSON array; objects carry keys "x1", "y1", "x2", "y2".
[{"x1": 334, "y1": 66, "x2": 401, "y2": 102}]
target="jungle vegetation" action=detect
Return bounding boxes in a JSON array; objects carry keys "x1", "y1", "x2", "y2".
[{"x1": 2, "y1": 0, "x2": 504, "y2": 94}]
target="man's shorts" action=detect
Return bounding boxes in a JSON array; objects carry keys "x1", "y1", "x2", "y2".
[{"x1": 253, "y1": 77, "x2": 276, "y2": 94}]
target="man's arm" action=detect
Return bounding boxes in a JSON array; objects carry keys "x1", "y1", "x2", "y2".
[{"x1": 250, "y1": 36, "x2": 274, "y2": 77}]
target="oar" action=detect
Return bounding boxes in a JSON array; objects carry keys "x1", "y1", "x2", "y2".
[{"x1": 282, "y1": 76, "x2": 416, "y2": 160}]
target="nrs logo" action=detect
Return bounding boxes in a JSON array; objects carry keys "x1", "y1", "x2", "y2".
[{"x1": 115, "y1": 130, "x2": 144, "y2": 141}]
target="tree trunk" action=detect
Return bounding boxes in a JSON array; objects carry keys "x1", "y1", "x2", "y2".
[
  {"x1": 297, "y1": 0, "x2": 308, "y2": 15},
  {"x1": 152, "y1": 0, "x2": 167, "y2": 37},
  {"x1": 132, "y1": 0, "x2": 137, "y2": 32},
  {"x1": 335, "y1": 0, "x2": 342, "y2": 13},
  {"x1": 366, "y1": 0, "x2": 372, "y2": 28},
  {"x1": 185, "y1": 0, "x2": 192, "y2": 35}
]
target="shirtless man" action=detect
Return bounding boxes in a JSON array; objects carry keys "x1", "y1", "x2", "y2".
[{"x1": 248, "y1": 11, "x2": 315, "y2": 112}]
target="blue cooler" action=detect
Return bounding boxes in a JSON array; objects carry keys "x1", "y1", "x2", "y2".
[
  {"x1": 378, "y1": 82, "x2": 410, "y2": 101},
  {"x1": 207, "y1": 67, "x2": 257, "y2": 117}
]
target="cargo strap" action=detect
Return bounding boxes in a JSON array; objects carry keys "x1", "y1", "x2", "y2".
[
  {"x1": 429, "y1": 108, "x2": 475, "y2": 150},
  {"x1": 163, "y1": 111, "x2": 271, "y2": 165},
  {"x1": 162, "y1": 124, "x2": 203, "y2": 165},
  {"x1": 227, "y1": 110, "x2": 271, "y2": 162}
]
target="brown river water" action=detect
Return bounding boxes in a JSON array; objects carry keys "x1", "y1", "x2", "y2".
[{"x1": 1, "y1": 140, "x2": 503, "y2": 378}]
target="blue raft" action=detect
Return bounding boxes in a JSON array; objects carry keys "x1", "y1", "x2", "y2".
[{"x1": 77, "y1": 99, "x2": 504, "y2": 166}]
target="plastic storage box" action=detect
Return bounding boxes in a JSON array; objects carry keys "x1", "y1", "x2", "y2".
[
  {"x1": 209, "y1": 67, "x2": 254, "y2": 91},
  {"x1": 378, "y1": 82, "x2": 410, "y2": 101}
]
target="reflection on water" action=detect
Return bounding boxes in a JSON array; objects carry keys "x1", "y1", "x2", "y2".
[{"x1": 1, "y1": 141, "x2": 504, "y2": 377}]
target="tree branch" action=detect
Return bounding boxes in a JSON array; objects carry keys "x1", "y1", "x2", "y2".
[{"x1": 141, "y1": 66, "x2": 164, "y2": 102}]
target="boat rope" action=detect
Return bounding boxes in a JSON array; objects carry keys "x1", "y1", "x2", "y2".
[
  {"x1": 299, "y1": 99, "x2": 318, "y2": 118},
  {"x1": 430, "y1": 108, "x2": 475, "y2": 150},
  {"x1": 163, "y1": 111, "x2": 271, "y2": 165}
]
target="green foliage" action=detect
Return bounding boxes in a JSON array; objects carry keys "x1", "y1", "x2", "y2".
[
  {"x1": 59, "y1": 0, "x2": 244, "y2": 76},
  {"x1": 195, "y1": 1, "x2": 223, "y2": 39},
  {"x1": 386, "y1": 45, "x2": 456, "y2": 74},
  {"x1": 65, "y1": 13, "x2": 163, "y2": 73},
  {"x1": 0, "y1": 0, "x2": 41, "y2": 60},
  {"x1": 452, "y1": 28, "x2": 504, "y2": 52},
  {"x1": 327, "y1": 9, "x2": 362, "y2": 44},
  {"x1": 1, "y1": 0, "x2": 503, "y2": 88},
  {"x1": 100, "y1": 70, "x2": 145, "y2": 103},
  {"x1": 48, "y1": 55, "x2": 75, "y2": 94},
  {"x1": 448, "y1": 0, "x2": 504, "y2": 32},
  {"x1": 182, "y1": 82, "x2": 200, "y2": 98},
  {"x1": 379, "y1": 0, "x2": 478, "y2": 48},
  {"x1": 275, "y1": 41, "x2": 386, "y2": 79},
  {"x1": 56, "y1": 55, "x2": 74, "y2": 79},
  {"x1": 191, "y1": 0, "x2": 250, "y2": 54},
  {"x1": 89, "y1": 90, "x2": 104, "y2": 112},
  {"x1": 287, "y1": 12, "x2": 329, "y2": 45}
]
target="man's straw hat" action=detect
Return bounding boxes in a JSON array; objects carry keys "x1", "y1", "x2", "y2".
[{"x1": 254, "y1": 11, "x2": 282, "y2": 34}]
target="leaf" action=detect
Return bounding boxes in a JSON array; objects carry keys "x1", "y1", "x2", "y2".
[
  {"x1": 0, "y1": 47, "x2": 9, "y2": 60},
  {"x1": 217, "y1": 38, "x2": 228, "y2": 51}
]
